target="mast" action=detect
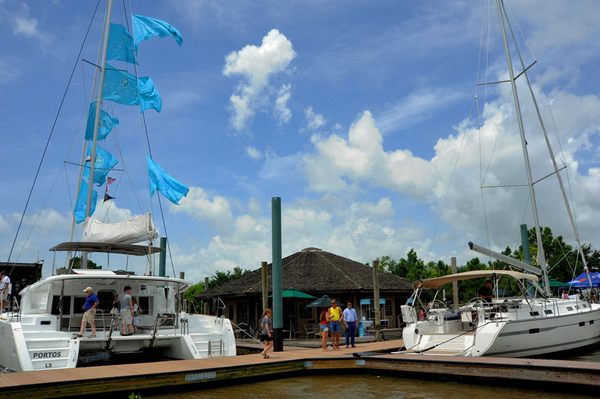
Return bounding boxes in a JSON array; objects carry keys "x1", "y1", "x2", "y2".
[
  {"x1": 496, "y1": 0, "x2": 551, "y2": 295},
  {"x1": 81, "y1": 0, "x2": 114, "y2": 269},
  {"x1": 500, "y1": 1, "x2": 595, "y2": 291}
]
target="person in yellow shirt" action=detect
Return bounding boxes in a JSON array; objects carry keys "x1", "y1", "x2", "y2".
[{"x1": 328, "y1": 299, "x2": 344, "y2": 350}]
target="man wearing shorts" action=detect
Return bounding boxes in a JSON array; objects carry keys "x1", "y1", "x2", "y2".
[
  {"x1": 120, "y1": 286, "x2": 134, "y2": 335},
  {"x1": 78, "y1": 287, "x2": 99, "y2": 337},
  {"x1": 328, "y1": 299, "x2": 344, "y2": 350}
]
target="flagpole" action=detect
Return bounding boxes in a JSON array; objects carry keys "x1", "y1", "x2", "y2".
[{"x1": 82, "y1": 0, "x2": 113, "y2": 269}]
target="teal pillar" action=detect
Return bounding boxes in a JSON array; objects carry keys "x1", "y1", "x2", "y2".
[
  {"x1": 272, "y1": 197, "x2": 283, "y2": 351},
  {"x1": 159, "y1": 236, "x2": 167, "y2": 277}
]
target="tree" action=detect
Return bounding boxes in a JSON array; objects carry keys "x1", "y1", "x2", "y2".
[
  {"x1": 207, "y1": 266, "x2": 251, "y2": 289},
  {"x1": 69, "y1": 256, "x2": 102, "y2": 269}
]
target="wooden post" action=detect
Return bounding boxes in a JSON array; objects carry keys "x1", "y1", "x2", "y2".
[
  {"x1": 261, "y1": 261, "x2": 268, "y2": 312},
  {"x1": 373, "y1": 260, "x2": 383, "y2": 342},
  {"x1": 451, "y1": 257, "x2": 459, "y2": 307},
  {"x1": 203, "y1": 277, "x2": 210, "y2": 315}
]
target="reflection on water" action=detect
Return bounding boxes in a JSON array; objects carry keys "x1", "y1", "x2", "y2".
[{"x1": 147, "y1": 374, "x2": 596, "y2": 399}]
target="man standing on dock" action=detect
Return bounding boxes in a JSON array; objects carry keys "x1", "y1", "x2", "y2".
[
  {"x1": 328, "y1": 299, "x2": 343, "y2": 350},
  {"x1": 343, "y1": 301, "x2": 358, "y2": 348}
]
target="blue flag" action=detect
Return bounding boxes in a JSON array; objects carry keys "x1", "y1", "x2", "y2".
[
  {"x1": 84, "y1": 146, "x2": 118, "y2": 186},
  {"x1": 138, "y1": 76, "x2": 162, "y2": 113},
  {"x1": 133, "y1": 15, "x2": 183, "y2": 47},
  {"x1": 103, "y1": 64, "x2": 139, "y2": 106},
  {"x1": 107, "y1": 23, "x2": 137, "y2": 64},
  {"x1": 147, "y1": 157, "x2": 189, "y2": 204},
  {"x1": 85, "y1": 102, "x2": 119, "y2": 141},
  {"x1": 74, "y1": 179, "x2": 98, "y2": 224},
  {"x1": 102, "y1": 64, "x2": 162, "y2": 113}
]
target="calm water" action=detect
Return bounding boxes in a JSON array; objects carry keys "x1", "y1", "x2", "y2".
[
  {"x1": 146, "y1": 347, "x2": 600, "y2": 399},
  {"x1": 147, "y1": 374, "x2": 595, "y2": 399}
]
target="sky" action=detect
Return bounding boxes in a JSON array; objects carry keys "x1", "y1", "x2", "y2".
[{"x1": 1, "y1": 0, "x2": 599, "y2": 283}]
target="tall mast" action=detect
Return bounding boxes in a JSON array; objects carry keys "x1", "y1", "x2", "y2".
[
  {"x1": 496, "y1": 0, "x2": 550, "y2": 295},
  {"x1": 81, "y1": 0, "x2": 114, "y2": 269},
  {"x1": 500, "y1": 1, "x2": 595, "y2": 290}
]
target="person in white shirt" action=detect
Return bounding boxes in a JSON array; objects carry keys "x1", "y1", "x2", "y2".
[
  {"x1": 343, "y1": 301, "x2": 358, "y2": 348},
  {"x1": 0, "y1": 271, "x2": 11, "y2": 312}
]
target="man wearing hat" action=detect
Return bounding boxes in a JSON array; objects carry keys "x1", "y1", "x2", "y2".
[{"x1": 78, "y1": 287, "x2": 99, "y2": 338}]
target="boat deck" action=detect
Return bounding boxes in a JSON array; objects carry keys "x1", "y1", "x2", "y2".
[{"x1": 1, "y1": 339, "x2": 599, "y2": 398}]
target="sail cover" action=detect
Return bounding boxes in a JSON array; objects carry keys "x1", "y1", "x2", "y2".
[{"x1": 82, "y1": 213, "x2": 158, "y2": 244}]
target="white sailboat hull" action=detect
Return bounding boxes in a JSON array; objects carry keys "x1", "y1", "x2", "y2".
[{"x1": 401, "y1": 301, "x2": 600, "y2": 357}]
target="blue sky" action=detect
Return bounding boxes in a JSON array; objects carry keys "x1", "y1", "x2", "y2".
[{"x1": 1, "y1": 0, "x2": 599, "y2": 282}]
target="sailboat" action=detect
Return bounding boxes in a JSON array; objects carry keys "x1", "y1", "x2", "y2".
[
  {"x1": 400, "y1": 0, "x2": 600, "y2": 357},
  {"x1": 0, "y1": 0, "x2": 235, "y2": 372}
]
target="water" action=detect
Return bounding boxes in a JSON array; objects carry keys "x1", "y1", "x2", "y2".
[
  {"x1": 145, "y1": 347, "x2": 600, "y2": 399},
  {"x1": 147, "y1": 374, "x2": 595, "y2": 399}
]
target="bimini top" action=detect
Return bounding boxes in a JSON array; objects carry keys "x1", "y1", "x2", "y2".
[
  {"x1": 50, "y1": 242, "x2": 161, "y2": 256},
  {"x1": 414, "y1": 270, "x2": 540, "y2": 289}
]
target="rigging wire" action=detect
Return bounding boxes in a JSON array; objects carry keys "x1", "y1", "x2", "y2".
[
  {"x1": 123, "y1": 0, "x2": 177, "y2": 278},
  {"x1": 5, "y1": 0, "x2": 102, "y2": 268}
]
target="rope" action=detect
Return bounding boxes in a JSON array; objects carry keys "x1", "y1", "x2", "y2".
[{"x1": 5, "y1": 0, "x2": 102, "y2": 269}]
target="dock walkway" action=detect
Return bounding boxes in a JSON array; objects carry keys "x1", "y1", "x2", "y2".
[{"x1": 1, "y1": 339, "x2": 598, "y2": 398}]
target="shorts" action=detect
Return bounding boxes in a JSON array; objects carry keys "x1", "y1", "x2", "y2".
[
  {"x1": 121, "y1": 309, "x2": 133, "y2": 325},
  {"x1": 82, "y1": 308, "x2": 96, "y2": 324},
  {"x1": 319, "y1": 324, "x2": 329, "y2": 332},
  {"x1": 260, "y1": 334, "x2": 273, "y2": 342},
  {"x1": 0, "y1": 290, "x2": 8, "y2": 301},
  {"x1": 329, "y1": 321, "x2": 340, "y2": 333}
]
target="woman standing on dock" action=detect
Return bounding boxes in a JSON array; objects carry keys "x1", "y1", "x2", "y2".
[
  {"x1": 260, "y1": 309, "x2": 273, "y2": 359},
  {"x1": 319, "y1": 307, "x2": 330, "y2": 351}
]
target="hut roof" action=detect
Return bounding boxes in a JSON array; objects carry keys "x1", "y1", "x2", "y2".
[{"x1": 198, "y1": 247, "x2": 413, "y2": 298}]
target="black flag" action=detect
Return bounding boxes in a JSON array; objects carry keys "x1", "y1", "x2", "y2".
[{"x1": 103, "y1": 193, "x2": 115, "y2": 202}]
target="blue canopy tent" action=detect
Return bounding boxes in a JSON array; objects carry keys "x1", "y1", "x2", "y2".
[{"x1": 567, "y1": 272, "x2": 600, "y2": 288}]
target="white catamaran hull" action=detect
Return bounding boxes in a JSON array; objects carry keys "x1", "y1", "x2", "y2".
[{"x1": 0, "y1": 273, "x2": 236, "y2": 372}]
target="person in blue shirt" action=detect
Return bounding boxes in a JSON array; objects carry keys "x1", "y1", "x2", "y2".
[
  {"x1": 343, "y1": 301, "x2": 358, "y2": 348},
  {"x1": 78, "y1": 287, "x2": 99, "y2": 338}
]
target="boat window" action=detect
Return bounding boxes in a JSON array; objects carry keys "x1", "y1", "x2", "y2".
[
  {"x1": 138, "y1": 296, "x2": 150, "y2": 314},
  {"x1": 590, "y1": 320, "x2": 595, "y2": 325},
  {"x1": 51, "y1": 295, "x2": 72, "y2": 315},
  {"x1": 544, "y1": 309, "x2": 552, "y2": 314},
  {"x1": 73, "y1": 296, "x2": 86, "y2": 314},
  {"x1": 581, "y1": 304, "x2": 587, "y2": 308},
  {"x1": 575, "y1": 305, "x2": 580, "y2": 309},
  {"x1": 21, "y1": 284, "x2": 52, "y2": 314},
  {"x1": 567, "y1": 306, "x2": 573, "y2": 311},
  {"x1": 529, "y1": 311, "x2": 539, "y2": 316},
  {"x1": 97, "y1": 290, "x2": 116, "y2": 312}
]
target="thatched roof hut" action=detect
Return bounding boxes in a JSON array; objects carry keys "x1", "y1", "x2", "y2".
[
  {"x1": 199, "y1": 247, "x2": 412, "y2": 298},
  {"x1": 198, "y1": 248, "x2": 412, "y2": 332}
]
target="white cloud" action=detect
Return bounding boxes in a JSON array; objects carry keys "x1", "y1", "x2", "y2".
[
  {"x1": 174, "y1": 187, "x2": 233, "y2": 231},
  {"x1": 223, "y1": 29, "x2": 296, "y2": 130},
  {"x1": 304, "y1": 111, "x2": 436, "y2": 196},
  {"x1": 13, "y1": 16, "x2": 39, "y2": 37},
  {"x1": 0, "y1": 60, "x2": 20, "y2": 85},
  {"x1": 244, "y1": 146, "x2": 262, "y2": 160},
  {"x1": 169, "y1": 195, "x2": 428, "y2": 282},
  {"x1": 274, "y1": 83, "x2": 292, "y2": 124},
  {"x1": 304, "y1": 106, "x2": 326, "y2": 131},
  {"x1": 377, "y1": 87, "x2": 465, "y2": 134}
]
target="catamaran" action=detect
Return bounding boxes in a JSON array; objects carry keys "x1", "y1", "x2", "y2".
[
  {"x1": 400, "y1": 0, "x2": 600, "y2": 357},
  {"x1": 0, "y1": 0, "x2": 235, "y2": 372}
]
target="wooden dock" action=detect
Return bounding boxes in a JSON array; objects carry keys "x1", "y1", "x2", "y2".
[{"x1": 1, "y1": 339, "x2": 598, "y2": 398}]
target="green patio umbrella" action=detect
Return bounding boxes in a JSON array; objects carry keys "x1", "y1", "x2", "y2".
[
  {"x1": 270, "y1": 289, "x2": 317, "y2": 299},
  {"x1": 549, "y1": 279, "x2": 568, "y2": 288}
]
